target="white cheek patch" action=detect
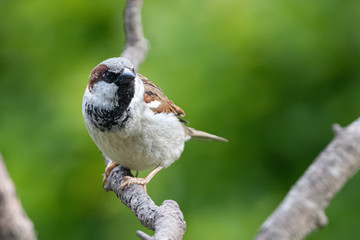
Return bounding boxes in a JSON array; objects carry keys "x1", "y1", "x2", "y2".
[
  {"x1": 93, "y1": 81, "x2": 117, "y2": 96},
  {"x1": 147, "y1": 100, "x2": 161, "y2": 109},
  {"x1": 88, "y1": 82, "x2": 119, "y2": 108}
]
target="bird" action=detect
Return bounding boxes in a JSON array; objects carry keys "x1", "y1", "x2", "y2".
[{"x1": 82, "y1": 57, "x2": 227, "y2": 191}]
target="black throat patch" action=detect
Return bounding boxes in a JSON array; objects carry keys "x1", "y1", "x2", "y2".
[{"x1": 85, "y1": 81, "x2": 135, "y2": 132}]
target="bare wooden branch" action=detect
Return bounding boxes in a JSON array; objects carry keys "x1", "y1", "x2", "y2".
[
  {"x1": 120, "y1": 0, "x2": 149, "y2": 70},
  {"x1": 103, "y1": 1, "x2": 186, "y2": 239},
  {"x1": 0, "y1": 154, "x2": 37, "y2": 240},
  {"x1": 104, "y1": 165, "x2": 186, "y2": 240},
  {"x1": 256, "y1": 118, "x2": 360, "y2": 240}
]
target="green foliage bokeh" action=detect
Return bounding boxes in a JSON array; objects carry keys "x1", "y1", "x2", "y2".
[{"x1": 1, "y1": 0, "x2": 360, "y2": 239}]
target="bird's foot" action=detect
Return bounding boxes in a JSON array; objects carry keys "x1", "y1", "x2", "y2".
[
  {"x1": 119, "y1": 166, "x2": 164, "y2": 193},
  {"x1": 102, "y1": 161, "x2": 120, "y2": 188},
  {"x1": 120, "y1": 176, "x2": 150, "y2": 192}
]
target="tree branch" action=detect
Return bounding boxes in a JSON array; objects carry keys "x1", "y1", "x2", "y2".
[
  {"x1": 103, "y1": 1, "x2": 186, "y2": 239},
  {"x1": 0, "y1": 154, "x2": 37, "y2": 240},
  {"x1": 104, "y1": 165, "x2": 186, "y2": 240},
  {"x1": 120, "y1": 0, "x2": 149, "y2": 70},
  {"x1": 256, "y1": 118, "x2": 360, "y2": 240}
]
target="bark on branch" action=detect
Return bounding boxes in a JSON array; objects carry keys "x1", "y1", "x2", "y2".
[
  {"x1": 104, "y1": 1, "x2": 186, "y2": 239},
  {"x1": 256, "y1": 118, "x2": 360, "y2": 240},
  {"x1": 0, "y1": 154, "x2": 37, "y2": 240},
  {"x1": 120, "y1": 0, "x2": 148, "y2": 70},
  {"x1": 104, "y1": 164, "x2": 186, "y2": 240}
]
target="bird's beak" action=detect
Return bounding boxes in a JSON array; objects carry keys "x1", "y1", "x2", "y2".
[{"x1": 115, "y1": 68, "x2": 136, "y2": 85}]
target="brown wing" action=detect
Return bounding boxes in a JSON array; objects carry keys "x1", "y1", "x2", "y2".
[{"x1": 138, "y1": 73, "x2": 185, "y2": 117}]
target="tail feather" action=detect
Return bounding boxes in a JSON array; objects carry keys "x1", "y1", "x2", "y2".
[{"x1": 186, "y1": 127, "x2": 228, "y2": 142}]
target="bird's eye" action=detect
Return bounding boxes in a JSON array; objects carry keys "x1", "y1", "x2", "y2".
[{"x1": 103, "y1": 71, "x2": 118, "y2": 83}]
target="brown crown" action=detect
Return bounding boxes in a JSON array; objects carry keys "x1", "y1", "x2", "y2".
[{"x1": 88, "y1": 64, "x2": 108, "y2": 92}]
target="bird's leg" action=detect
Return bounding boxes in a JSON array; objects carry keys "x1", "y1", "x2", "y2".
[
  {"x1": 120, "y1": 166, "x2": 163, "y2": 193},
  {"x1": 102, "y1": 161, "x2": 119, "y2": 187}
]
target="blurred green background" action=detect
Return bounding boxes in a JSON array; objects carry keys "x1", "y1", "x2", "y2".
[{"x1": 1, "y1": 0, "x2": 360, "y2": 239}]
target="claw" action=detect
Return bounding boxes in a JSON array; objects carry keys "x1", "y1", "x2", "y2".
[
  {"x1": 119, "y1": 166, "x2": 163, "y2": 193},
  {"x1": 102, "y1": 161, "x2": 119, "y2": 188},
  {"x1": 120, "y1": 176, "x2": 149, "y2": 192}
]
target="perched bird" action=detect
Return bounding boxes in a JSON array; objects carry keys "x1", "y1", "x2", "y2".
[{"x1": 82, "y1": 57, "x2": 227, "y2": 191}]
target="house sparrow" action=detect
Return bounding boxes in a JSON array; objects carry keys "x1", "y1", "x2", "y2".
[{"x1": 82, "y1": 57, "x2": 227, "y2": 191}]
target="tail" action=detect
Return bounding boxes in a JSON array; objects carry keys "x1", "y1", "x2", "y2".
[{"x1": 186, "y1": 127, "x2": 228, "y2": 142}]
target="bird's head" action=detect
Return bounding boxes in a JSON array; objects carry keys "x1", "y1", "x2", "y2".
[{"x1": 88, "y1": 57, "x2": 136, "y2": 100}]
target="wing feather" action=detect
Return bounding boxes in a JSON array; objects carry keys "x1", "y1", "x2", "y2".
[{"x1": 139, "y1": 74, "x2": 185, "y2": 117}]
